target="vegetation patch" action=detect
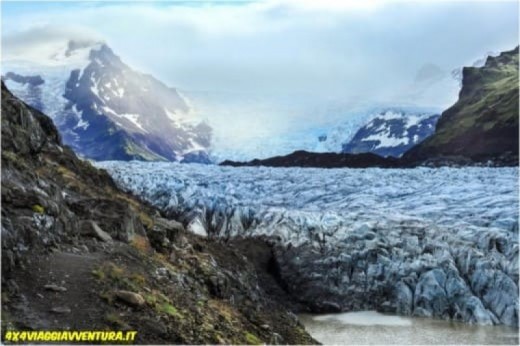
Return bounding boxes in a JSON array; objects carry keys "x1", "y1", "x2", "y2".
[
  {"x1": 31, "y1": 204, "x2": 45, "y2": 214},
  {"x1": 138, "y1": 211, "x2": 154, "y2": 230},
  {"x1": 143, "y1": 289, "x2": 183, "y2": 319},
  {"x1": 131, "y1": 235, "x2": 152, "y2": 253},
  {"x1": 158, "y1": 302, "x2": 182, "y2": 318},
  {"x1": 105, "y1": 312, "x2": 130, "y2": 330},
  {"x1": 92, "y1": 262, "x2": 145, "y2": 292},
  {"x1": 2, "y1": 151, "x2": 17, "y2": 162},
  {"x1": 244, "y1": 331, "x2": 262, "y2": 345}
]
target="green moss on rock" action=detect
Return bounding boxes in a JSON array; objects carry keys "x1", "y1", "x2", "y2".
[
  {"x1": 244, "y1": 331, "x2": 262, "y2": 345},
  {"x1": 31, "y1": 204, "x2": 45, "y2": 214}
]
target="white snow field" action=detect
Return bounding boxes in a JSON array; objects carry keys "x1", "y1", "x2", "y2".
[{"x1": 96, "y1": 162, "x2": 519, "y2": 327}]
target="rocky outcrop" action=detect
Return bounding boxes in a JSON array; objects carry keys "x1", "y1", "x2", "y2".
[
  {"x1": 1, "y1": 82, "x2": 315, "y2": 344},
  {"x1": 403, "y1": 47, "x2": 519, "y2": 165},
  {"x1": 221, "y1": 150, "x2": 399, "y2": 168},
  {"x1": 115, "y1": 290, "x2": 146, "y2": 307}
]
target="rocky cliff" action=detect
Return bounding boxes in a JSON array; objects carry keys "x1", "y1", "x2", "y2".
[
  {"x1": 0, "y1": 82, "x2": 314, "y2": 344},
  {"x1": 403, "y1": 47, "x2": 519, "y2": 165}
]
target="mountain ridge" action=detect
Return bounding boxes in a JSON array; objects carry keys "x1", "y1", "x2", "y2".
[
  {"x1": 342, "y1": 111, "x2": 440, "y2": 157},
  {"x1": 3, "y1": 40, "x2": 212, "y2": 163}
]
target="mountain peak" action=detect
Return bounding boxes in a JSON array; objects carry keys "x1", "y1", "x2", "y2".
[
  {"x1": 3, "y1": 40, "x2": 212, "y2": 163},
  {"x1": 342, "y1": 110, "x2": 440, "y2": 158}
]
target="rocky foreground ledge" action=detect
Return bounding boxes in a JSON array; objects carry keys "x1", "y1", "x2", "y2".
[
  {"x1": 0, "y1": 82, "x2": 315, "y2": 344},
  {"x1": 98, "y1": 161, "x2": 519, "y2": 328}
]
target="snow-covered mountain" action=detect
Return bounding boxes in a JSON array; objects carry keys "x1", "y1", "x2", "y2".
[
  {"x1": 342, "y1": 110, "x2": 440, "y2": 157},
  {"x1": 2, "y1": 39, "x2": 211, "y2": 162}
]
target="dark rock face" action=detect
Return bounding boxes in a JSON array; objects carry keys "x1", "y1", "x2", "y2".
[
  {"x1": 1, "y1": 82, "x2": 60, "y2": 155},
  {"x1": 343, "y1": 112, "x2": 440, "y2": 157},
  {"x1": 403, "y1": 47, "x2": 519, "y2": 165},
  {"x1": 221, "y1": 150, "x2": 399, "y2": 168},
  {"x1": 3, "y1": 41, "x2": 212, "y2": 163},
  {"x1": 0, "y1": 82, "x2": 314, "y2": 344}
]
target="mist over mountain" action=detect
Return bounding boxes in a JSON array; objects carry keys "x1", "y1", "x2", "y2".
[
  {"x1": 183, "y1": 90, "x2": 446, "y2": 162},
  {"x1": 2, "y1": 0, "x2": 518, "y2": 162},
  {"x1": 3, "y1": 39, "x2": 211, "y2": 162}
]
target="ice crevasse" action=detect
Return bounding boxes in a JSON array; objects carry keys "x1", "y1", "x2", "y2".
[{"x1": 96, "y1": 161, "x2": 519, "y2": 327}]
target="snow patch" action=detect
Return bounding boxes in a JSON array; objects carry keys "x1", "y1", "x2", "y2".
[
  {"x1": 72, "y1": 105, "x2": 89, "y2": 130},
  {"x1": 379, "y1": 111, "x2": 404, "y2": 121},
  {"x1": 405, "y1": 115, "x2": 422, "y2": 127},
  {"x1": 362, "y1": 131, "x2": 409, "y2": 148},
  {"x1": 90, "y1": 75, "x2": 100, "y2": 99},
  {"x1": 120, "y1": 113, "x2": 147, "y2": 133}
]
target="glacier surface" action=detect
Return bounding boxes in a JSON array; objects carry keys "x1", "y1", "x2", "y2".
[{"x1": 96, "y1": 161, "x2": 519, "y2": 326}]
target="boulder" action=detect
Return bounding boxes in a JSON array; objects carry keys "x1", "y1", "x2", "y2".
[
  {"x1": 44, "y1": 284, "x2": 67, "y2": 292},
  {"x1": 79, "y1": 220, "x2": 112, "y2": 242},
  {"x1": 149, "y1": 217, "x2": 185, "y2": 251},
  {"x1": 115, "y1": 290, "x2": 145, "y2": 307},
  {"x1": 50, "y1": 307, "x2": 71, "y2": 314}
]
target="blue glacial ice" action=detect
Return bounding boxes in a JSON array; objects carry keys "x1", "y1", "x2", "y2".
[{"x1": 95, "y1": 161, "x2": 519, "y2": 326}]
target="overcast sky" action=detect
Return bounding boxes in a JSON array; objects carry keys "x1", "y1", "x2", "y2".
[{"x1": 2, "y1": 0, "x2": 519, "y2": 105}]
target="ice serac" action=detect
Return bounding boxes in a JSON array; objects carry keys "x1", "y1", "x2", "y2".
[
  {"x1": 342, "y1": 110, "x2": 440, "y2": 157},
  {"x1": 2, "y1": 40, "x2": 212, "y2": 163},
  {"x1": 97, "y1": 161, "x2": 519, "y2": 327},
  {"x1": 403, "y1": 47, "x2": 519, "y2": 165}
]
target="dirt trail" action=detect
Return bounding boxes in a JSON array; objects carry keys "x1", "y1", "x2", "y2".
[{"x1": 9, "y1": 250, "x2": 107, "y2": 330}]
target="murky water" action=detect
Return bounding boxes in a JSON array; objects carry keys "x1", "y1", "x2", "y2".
[{"x1": 299, "y1": 311, "x2": 519, "y2": 345}]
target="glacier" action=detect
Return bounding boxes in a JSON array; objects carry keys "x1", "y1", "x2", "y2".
[
  {"x1": 96, "y1": 161, "x2": 519, "y2": 327},
  {"x1": 185, "y1": 90, "x2": 443, "y2": 162}
]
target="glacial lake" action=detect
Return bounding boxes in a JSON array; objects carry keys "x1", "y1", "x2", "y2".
[{"x1": 299, "y1": 311, "x2": 520, "y2": 345}]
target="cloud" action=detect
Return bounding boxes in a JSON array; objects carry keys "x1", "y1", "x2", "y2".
[
  {"x1": 2, "y1": 0, "x2": 518, "y2": 106},
  {"x1": 2, "y1": 25, "x2": 103, "y2": 61}
]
